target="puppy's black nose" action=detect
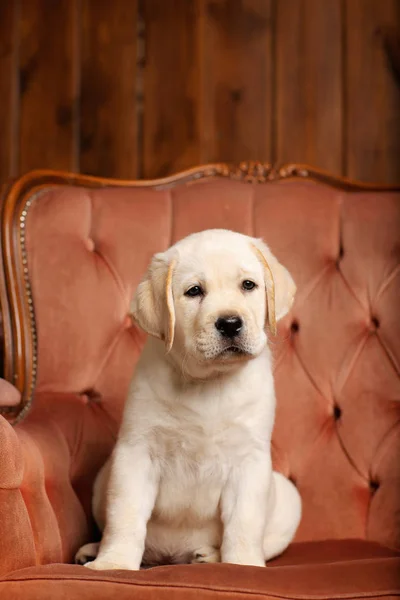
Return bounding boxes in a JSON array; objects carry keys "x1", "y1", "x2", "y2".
[{"x1": 215, "y1": 316, "x2": 243, "y2": 338}]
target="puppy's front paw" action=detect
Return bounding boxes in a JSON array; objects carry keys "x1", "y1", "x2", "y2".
[
  {"x1": 191, "y1": 546, "x2": 221, "y2": 564},
  {"x1": 223, "y1": 554, "x2": 265, "y2": 567},
  {"x1": 84, "y1": 558, "x2": 139, "y2": 571},
  {"x1": 222, "y1": 546, "x2": 265, "y2": 567}
]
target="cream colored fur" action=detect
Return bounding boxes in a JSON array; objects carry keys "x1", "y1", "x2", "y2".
[{"x1": 76, "y1": 229, "x2": 301, "y2": 570}]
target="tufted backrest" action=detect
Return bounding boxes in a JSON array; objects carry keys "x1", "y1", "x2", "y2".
[{"x1": 1, "y1": 166, "x2": 399, "y2": 554}]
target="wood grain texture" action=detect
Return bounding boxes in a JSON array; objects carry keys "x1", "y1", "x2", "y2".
[
  {"x1": 143, "y1": 0, "x2": 200, "y2": 178},
  {"x1": 275, "y1": 0, "x2": 342, "y2": 172},
  {"x1": 18, "y1": 0, "x2": 79, "y2": 173},
  {"x1": 80, "y1": 0, "x2": 138, "y2": 178},
  {"x1": 0, "y1": 1, "x2": 18, "y2": 181},
  {"x1": 199, "y1": 0, "x2": 273, "y2": 164},
  {"x1": 346, "y1": 0, "x2": 400, "y2": 183},
  {"x1": 1, "y1": 0, "x2": 400, "y2": 185}
]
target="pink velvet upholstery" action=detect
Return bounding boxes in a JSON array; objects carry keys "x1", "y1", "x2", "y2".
[{"x1": 0, "y1": 172, "x2": 399, "y2": 598}]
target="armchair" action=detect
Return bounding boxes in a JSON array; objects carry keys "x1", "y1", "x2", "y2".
[{"x1": 0, "y1": 164, "x2": 399, "y2": 599}]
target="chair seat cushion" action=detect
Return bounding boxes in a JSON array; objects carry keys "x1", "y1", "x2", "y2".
[{"x1": 1, "y1": 540, "x2": 399, "y2": 600}]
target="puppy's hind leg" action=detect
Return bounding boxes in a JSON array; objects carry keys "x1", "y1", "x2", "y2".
[
  {"x1": 75, "y1": 542, "x2": 100, "y2": 565},
  {"x1": 191, "y1": 546, "x2": 221, "y2": 564},
  {"x1": 263, "y1": 472, "x2": 301, "y2": 562}
]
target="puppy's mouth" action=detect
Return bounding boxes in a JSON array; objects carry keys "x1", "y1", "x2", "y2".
[
  {"x1": 221, "y1": 346, "x2": 245, "y2": 355},
  {"x1": 195, "y1": 330, "x2": 264, "y2": 363},
  {"x1": 217, "y1": 345, "x2": 251, "y2": 360}
]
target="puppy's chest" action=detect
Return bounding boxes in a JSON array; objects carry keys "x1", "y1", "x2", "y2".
[
  {"x1": 149, "y1": 413, "x2": 257, "y2": 525},
  {"x1": 150, "y1": 413, "x2": 256, "y2": 477}
]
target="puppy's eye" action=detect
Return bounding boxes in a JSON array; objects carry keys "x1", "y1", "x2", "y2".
[
  {"x1": 185, "y1": 285, "x2": 204, "y2": 298},
  {"x1": 242, "y1": 280, "x2": 257, "y2": 291}
]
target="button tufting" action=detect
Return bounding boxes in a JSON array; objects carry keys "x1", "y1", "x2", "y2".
[
  {"x1": 333, "y1": 404, "x2": 342, "y2": 420},
  {"x1": 123, "y1": 314, "x2": 133, "y2": 329},
  {"x1": 81, "y1": 388, "x2": 101, "y2": 403},
  {"x1": 290, "y1": 321, "x2": 299, "y2": 333},
  {"x1": 335, "y1": 244, "x2": 344, "y2": 269},
  {"x1": 369, "y1": 480, "x2": 380, "y2": 493},
  {"x1": 371, "y1": 316, "x2": 380, "y2": 329},
  {"x1": 86, "y1": 238, "x2": 95, "y2": 252}
]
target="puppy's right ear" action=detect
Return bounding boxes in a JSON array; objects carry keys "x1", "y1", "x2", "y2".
[{"x1": 130, "y1": 252, "x2": 176, "y2": 351}]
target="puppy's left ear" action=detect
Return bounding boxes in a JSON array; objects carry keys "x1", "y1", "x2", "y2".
[
  {"x1": 251, "y1": 240, "x2": 296, "y2": 335},
  {"x1": 130, "y1": 252, "x2": 176, "y2": 352}
]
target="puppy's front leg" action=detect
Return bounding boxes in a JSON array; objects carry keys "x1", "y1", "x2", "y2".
[
  {"x1": 221, "y1": 454, "x2": 271, "y2": 567},
  {"x1": 86, "y1": 442, "x2": 158, "y2": 571}
]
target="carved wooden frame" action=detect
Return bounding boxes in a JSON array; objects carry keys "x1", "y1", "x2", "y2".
[{"x1": 1, "y1": 162, "x2": 399, "y2": 423}]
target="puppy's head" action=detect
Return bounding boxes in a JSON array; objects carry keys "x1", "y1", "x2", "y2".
[{"x1": 131, "y1": 230, "x2": 296, "y2": 377}]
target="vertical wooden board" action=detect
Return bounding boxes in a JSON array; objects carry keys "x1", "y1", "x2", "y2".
[
  {"x1": 200, "y1": 0, "x2": 273, "y2": 164},
  {"x1": 80, "y1": 0, "x2": 138, "y2": 179},
  {"x1": 275, "y1": 0, "x2": 342, "y2": 172},
  {"x1": 19, "y1": 0, "x2": 79, "y2": 173},
  {"x1": 0, "y1": 0, "x2": 18, "y2": 182},
  {"x1": 143, "y1": 0, "x2": 200, "y2": 178},
  {"x1": 346, "y1": 0, "x2": 400, "y2": 184}
]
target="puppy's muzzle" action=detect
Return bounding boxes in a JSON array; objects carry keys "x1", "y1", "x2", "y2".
[{"x1": 215, "y1": 315, "x2": 243, "y2": 339}]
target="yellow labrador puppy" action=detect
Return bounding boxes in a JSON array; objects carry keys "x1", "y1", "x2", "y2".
[{"x1": 76, "y1": 229, "x2": 301, "y2": 570}]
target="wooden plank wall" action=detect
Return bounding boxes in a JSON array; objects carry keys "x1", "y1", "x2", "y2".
[{"x1": 0, "y1": 0, "x2": 399, "y2": 185}]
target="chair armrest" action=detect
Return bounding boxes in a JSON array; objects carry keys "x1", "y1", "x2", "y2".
[
  {"x1": 0, "y1": 414, "x2": 35, "y2": 576},
  {"x1": 0, "y1": 407, "x2": 91, "y2": 576}
]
